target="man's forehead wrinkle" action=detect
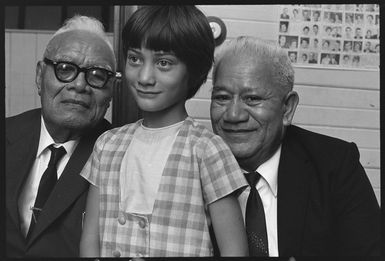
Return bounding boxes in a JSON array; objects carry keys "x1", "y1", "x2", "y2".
[{"x1": 43, "y1": 30, "x2": 115, "y2": 71}]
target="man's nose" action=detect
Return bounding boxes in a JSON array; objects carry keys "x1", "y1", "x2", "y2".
[
  {"x1": 70, "y1": 72, "x2": 88, "y2": 92},
  {"x1": 138, "y1": 63, "x2": 155, "y2": 86},
  {"x1": 223, "y1": 100, "x2": 248, "y2": 123}
]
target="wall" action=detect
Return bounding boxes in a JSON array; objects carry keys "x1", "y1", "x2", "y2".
[{"x1": 4, "y1": 5, "x2": 380, "y2": 205}]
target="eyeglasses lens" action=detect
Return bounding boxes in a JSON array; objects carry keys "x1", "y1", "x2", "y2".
[
  {"x1": 56, "y1": 62, "x2": 77, "y2": 82},
  {"x1": 87, "y1": 69, "x2": 108, "y2": 88}
]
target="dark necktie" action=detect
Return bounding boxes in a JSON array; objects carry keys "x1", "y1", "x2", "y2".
[
  {"x1": 28, "y1": 145, "x2": 66, "y2": 236},
  {"x1": 244, "y1": 171, "x2": 269, "y2": 256}
]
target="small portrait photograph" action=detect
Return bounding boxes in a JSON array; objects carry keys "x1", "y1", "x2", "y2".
[
  {"x1": 355, "y1": 4, "x2": 364, "y2": 12},
  {"x1": 344, "y1": 26, "x2": 353, "y2": 39},
  {"x1": 354, "y1": 13, "x2": 364, "y2": 25},
  {"x1": 312, "y1": 10, "x2": 321, "y2": 22},
  {"x1": 370, "y1": 28, "x2": 379, "y2": 39},
  {"x1": 320, "y1": 53, "x2": 332, "y2": 64},
  {"x1": 287, "y1": 35, "x2": 300, "y2": 49},
  {"x1": 302, "y1": 25, "x2": 310, "y2": 36},
  {"x1": 300, "y1": 37, "x2": 310, "y2": 49},
  {"x1": 288, "y1": 51, "x2": 298, "y2": 63},
  {"x1": 323, "y1": 11, "x2": 333, "y2": 23},
  {"x1": 321, "y1": 39, "x2": 331, "y2": 51},
  {"x1": 291, "y1": 8, "x2": 301, "y2": 21},
  {"x1": 354, "y1": 27, "x2": 363, "y2": 39},
  {"x1": 363, "y1": 41, "x2": 376, "y2": 53},
  {"x1": 280, "y1": 6, "x2": 290, "y2": 19},
  {"x1": 365, "y1": 4, "x2": 375, "y2": 12},
  {"x1": 327, "y1": 12, "x2": 338, "y2": 23},
  {"x1": 311, "y1": 24, "x2": 320, "y2": 36},
  {"x1": 311, "y1": 38, "x2": 320, "y2": 49},
  {"x1": 344, "y1": 4, "x2": 355, "y2": 11},
  {"x1": 302, "y1": 9, "x2": 311, "y2": 21},
  {"x1": 329, "y1": 53, "x2": 340, "y2": 65},
  {"x1": 341, "y1": 54, "x2": 352, "y2": 66},
  {"x1": 352, "y1": 55, "x2": 360, "y2": 67},
  {"x1": 366, "y1": 14, "x2": 375, "y2": 26},
  {"x1": 353, "y1": 41, "x2": 363, "y2": 53},
  {"x1": 330, "y1": 40, "x2": 341, "y2": 52},
  {"x1": 334, "y1": 12, "x2": 343, "y2": 24},
  {"x1": 365, "y1": 28, "x2": 375, "y2": 39},
  {"x1": 279, "y1": 21, "x2": 289, "y2": 33},
  {"x1": 308, "y1": 52, "x2": 318, "y2": 63},
  {"x1": 343, "y1": 40, "x2": 353, "y2": 52},
  {"x1": 331, "y1": 26, "x2": 342, "y2": 38},
  {"x1": 323, "y1": 25, "x2": 332, "y2": 36},
  {"x1": 345, "y1": 13, "x2": 354, "y2": 25},
  {"x1": 298, "y1": 52, "x2": 309, "y2": 64},
  {"x1": 278, "y1": 35, "x2": 288, "y2": 48}
]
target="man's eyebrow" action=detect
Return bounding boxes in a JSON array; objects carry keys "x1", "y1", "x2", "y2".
[{"x1": 211, "y1": 86, "x2": 226, "y2": 92}]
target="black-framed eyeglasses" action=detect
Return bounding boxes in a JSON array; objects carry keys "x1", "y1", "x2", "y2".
[{"x1": 43, "y1": 58, "x2": 121, "y2": 89}]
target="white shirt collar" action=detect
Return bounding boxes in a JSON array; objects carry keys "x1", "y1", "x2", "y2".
[
  {"x1": 255, "y1": 145, "x2": 281, "y2": 197},
  {"x1": 37, "y1": 116, "x2": 79, "y2": 157}
]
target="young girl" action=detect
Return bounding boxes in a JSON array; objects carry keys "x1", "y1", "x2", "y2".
[{"x1": 80, "y1": 6, "x2": 248, "y2": 257}]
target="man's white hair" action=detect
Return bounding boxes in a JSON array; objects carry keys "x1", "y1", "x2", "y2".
[
  {"x1": 45, "y1": 15, "x2": 115, "y2": 65},
  {"x1": 213, "y1": 36, "x2": 294, "y2": 92}
]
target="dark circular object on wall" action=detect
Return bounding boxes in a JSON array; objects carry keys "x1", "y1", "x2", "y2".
[{"x1": 207, "y1": 16, "x2": 227, "y2": 46}]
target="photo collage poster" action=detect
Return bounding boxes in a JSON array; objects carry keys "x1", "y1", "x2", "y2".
[{"x1": 278, "y1": 4, "x2": 380, "y2": 69}]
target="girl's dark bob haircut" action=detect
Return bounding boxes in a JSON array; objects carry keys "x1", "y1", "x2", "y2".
[{"x1": 122, "y1": 6, "x2": 215, "y2": 100}]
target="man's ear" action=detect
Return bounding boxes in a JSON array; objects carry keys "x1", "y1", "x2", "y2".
[
  {"x1": 36, "y1": 61, "x2": 44, "y2": 96},
  {"x1": 282, "y1": 90, "x2": 299, "y2": 126}
]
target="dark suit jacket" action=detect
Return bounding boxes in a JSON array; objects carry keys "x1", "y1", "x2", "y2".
[
  {"x1": 6, "y1": 108, "x2": 111, "y2": 257},
  {"x1": 277, "y1": 125, "x2": 380, "y2": 256}
]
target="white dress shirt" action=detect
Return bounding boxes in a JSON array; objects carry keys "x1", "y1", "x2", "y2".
[
  {"x1": 18, "y1": 116, "x2": 79, "y2": 236},
  {"x1": 238, "y1": 145, "x2": 281, "y2": 257}
]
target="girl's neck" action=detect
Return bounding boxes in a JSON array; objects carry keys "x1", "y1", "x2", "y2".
[{"x1": 142, "y1": 102, "x2": 188, "y2": 128}]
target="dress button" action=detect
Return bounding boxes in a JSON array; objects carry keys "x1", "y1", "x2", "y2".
[
  {"x1": 117, "y1": 212, "x2": 126, "y2": 225},
  {"x1": 112, "y1": 250, "x2": 121, "y2": 257},
  {"x1": 138, "y1": 219, "x2": 146, "y2": 228},
  {"x1": 118, "y1": 216, "x2": 126, "y2": 225}
]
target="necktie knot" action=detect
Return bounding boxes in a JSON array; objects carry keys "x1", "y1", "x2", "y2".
[
  {"x1": 244, "y1": 171, "x2": 261, "y2": 187},
  {"x1": 48, "y1": 145, "x2": 66, "y2": 168}
]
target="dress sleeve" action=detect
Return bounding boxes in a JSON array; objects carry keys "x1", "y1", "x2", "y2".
[
  {"x1": 80, "y1": 132, "x2": 108, "y2": 187},
  {"x1": 199, "y1": 135, "x2": 248, "y2": 205}
]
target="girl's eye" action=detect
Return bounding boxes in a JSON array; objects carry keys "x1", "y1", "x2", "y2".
[
  {"x1": 157, "y1": 59, "x2": 172, "y2": 69},
  {"x1": 127, "y1": 55, "x2": 141, "y2": 65}
]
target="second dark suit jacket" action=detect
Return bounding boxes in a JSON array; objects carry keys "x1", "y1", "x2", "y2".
[
  {"x1": 276, "y1": 125, "x2": 380, "y2": 256},
  {"x1": 6, "y1": 108, "x2": 111, "y2": 257}
]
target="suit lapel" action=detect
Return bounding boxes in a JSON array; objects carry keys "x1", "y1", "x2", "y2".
[
  {"x1": 6, "y1": 110, "x2": 41, "y2": 230},
  {"x1": 277, "y1": 128, "x2": 313, "y2": 256},
  {"x1": 27, "y1": 121, "x2": 110, "y2": 245}
]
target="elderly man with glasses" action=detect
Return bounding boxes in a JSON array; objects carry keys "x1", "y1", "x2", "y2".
[{"x1": 6, "y1": 15, "x2": 119, "y2": 257}]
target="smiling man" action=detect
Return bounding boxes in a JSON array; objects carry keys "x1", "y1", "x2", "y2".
[
  {"x1": 6, "y1": 15, "x2": 118, "y2": 257},
  {"x1": 210, "y1": 36, "x2": 380, "y2": 257}
]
